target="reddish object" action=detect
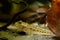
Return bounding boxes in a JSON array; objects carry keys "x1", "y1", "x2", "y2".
[{"x1": 47, "y1": 0, "x2": 60, "y2": 36}]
